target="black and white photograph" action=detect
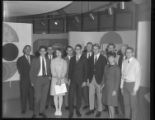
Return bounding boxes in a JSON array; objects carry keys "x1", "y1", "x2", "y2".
[{"x1": 2, "y1": 0, "x2": 150, "y2": 119}]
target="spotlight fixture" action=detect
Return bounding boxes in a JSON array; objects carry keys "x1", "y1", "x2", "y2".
[
  {"x1": 54, "y1": 21, "x2": 58, "y2": 26},
  {"x1": 75, "y1": 16, "x2": 80, "y2": 23},
  {"x1": 40, "y1": 21, "x2": 46, "y2": 26},
  {"x1": 89, "y1": 13, "x2": 95, "y2": 20},
  {"x1": 108, "y1": 8, "x2": 113, "y2": 15},
  {"x1": 120, "y1": 2, "x2": 125, "y2": 10}
]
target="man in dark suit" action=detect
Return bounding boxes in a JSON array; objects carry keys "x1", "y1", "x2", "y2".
[
  {"x1": 68, "y1": 44, "x2": 87, "y2": 118},
  {"x1": 82, "y1": 42, "x2": 93, "y2": 110},
  {"x1": 45, "y1": 46, "x2": 54, "y2": 110},
  {"x1": 30, "y1": 46, "x2": 51, "y2": 118},
  {"x1": 64, "y1": 45, "x2": 74, "y2": 110},
  {"x1": 17, "y1": 45, "x2": 34, "y2": 114},
  {"x1": 86, "y1": 44, "x2": 107, "y2": 117}
]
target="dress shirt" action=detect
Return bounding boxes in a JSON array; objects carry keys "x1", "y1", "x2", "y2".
[
  {"x1": 48, "y1": 55, "x2": 53, "y2": 60},
  {"x1": 38, "y1": 56, "x2": 47, "y2": 76},
  {"x1": 67, "y1": 55, "x2": 72, "y2": 61},
  {"x1": 120, "y1": 57, "x2": 141, "y2": 92},
  {"x1": 87, "y1": 52, "x2": 92, "y2": 59},
  {"x1": 25, "y1": 55, "x2": 30, "y2": 64},
  {"x1": 76, "y1": 54, "x2": 81, "y2": 61},
  {"x1": 94, "y1": 53, "x2": 100, "y2": 64}
]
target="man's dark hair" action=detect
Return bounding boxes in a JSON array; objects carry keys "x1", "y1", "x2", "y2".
[
  {"x1": 47, "y1": 45, "x2": 53, "y2": 49},
  {"x1": 23, "y1": 45, "x2": 31, "y2": 53},
  {"x1": 126, "y1": 46, "x2": 134, "y2": 52},
  {"x1": 107, "y1": 43, "x2": 116, "y2": 49},
  {"x1": 87, "y1": 42, "x2": 93, "y2": 45},
  {"x1": 66, "y1": 45, "x2": 73, "y2": 50},
  {"x1": 75, "y1": 44, "x2": 82, "y2": 49},
  {"x1": 39, "y1": 45, "x2": 47, "y2": 51},
  {"x1": 93, "y1": 43, "x2": 100, "y2": 49}
]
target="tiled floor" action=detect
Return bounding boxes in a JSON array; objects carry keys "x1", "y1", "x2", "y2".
[
  {"x1": 2, "y1": 98, "x2": 112, "y2": 118},
  {"x1": 2, "y1": 87, "x2": 150, "y2": 119}
]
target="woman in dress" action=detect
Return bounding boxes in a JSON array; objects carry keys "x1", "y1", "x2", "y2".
[
  {"x1": 102, "y1": 52, "x2": 121, "y2": 118},
  {"x1": 50, "y1": 48, "x2": 67, "y2": 116}
]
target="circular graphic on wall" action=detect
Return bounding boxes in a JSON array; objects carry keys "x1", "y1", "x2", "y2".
[
  {"x1": 100, "y1": 32, "x2": 122, "y2": 44},
  {"x1": 3, "y1": 43, "x2": 19, "y2": 61},
  {"x1": 3, "y1": 23, "x2": 19, "y2": 42},
  {"x1": 3, "y1": 62, "x2": 17, "y2": 81}
]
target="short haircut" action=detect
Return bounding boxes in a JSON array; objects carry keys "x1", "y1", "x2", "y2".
[
  {"x1": 87, "y1": 42, "x2": 93, "y2": 45},
  {"x1": 66, "y1": 45, "x2": 73, "y2": 50},
  {"x1": 47, "y1": 45, "x2": 53, "y2": 49},
  {"x1": 75, "y1": 44, "x2": 82, "y2": 49},
  {"x1": 107, "y1": 43, "x2": 116, "y2": 49},
  {"x1": 39, "y1": 45, "x2": 47, "y2": 51},
  {"x1": 107, "y1": 51, "x2": 116, "y2": 58},
  {"x1": 23, "y1": 45, "x2": 31, "y2": 53},
  {"x1": 93, "y1": 43, "x2": 100, "y2": 49},
  {"x1": 126, "y1": 46, "x2": 134, "y2": 52}
]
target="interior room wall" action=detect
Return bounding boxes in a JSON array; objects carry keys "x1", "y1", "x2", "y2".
[
  {"x1": 3, "y1": 22, "x2": 32, "y2": 100},
  {"x1": 68, "y1": 31, "x2": 137, "y2": 51}
]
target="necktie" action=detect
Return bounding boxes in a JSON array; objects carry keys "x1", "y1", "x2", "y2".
[
  {"x1": 94, "y1": 56, "x2": 97, "y2": 64},
  {"x1": 42, "y1": 57, "x2": 46, "y2": 76},
  {"x1": 27, "y1": 55, "x2": 30, "y2": 64},
  {"x1": 76, "y1": 56, "x2": 79, "y2": 62}
]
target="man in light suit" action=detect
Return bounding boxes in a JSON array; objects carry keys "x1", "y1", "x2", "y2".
[
  {"x1": 17, "y1": 45, "x2": 34, "y2": 114},
  {"x1": 86, "y1": 44, "x2": 107, "y2": 117},
  {"x1": 64, "y1": 45, "x2": 74, "y2": 110},
  {"x1": 30, "y1": 46, "x2": 51, "y2": 118},
  {"x1": 120, "y1": 47, "x2": 141, "y2": 120},
  {"x1": 82, "y1": 42, "x2": 93, "y2": 110}
]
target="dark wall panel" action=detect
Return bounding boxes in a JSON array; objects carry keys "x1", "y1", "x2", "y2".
[
  {"x1": 99, "y1": 14, "x2": 114, "y2": 31},
  {"x1": 83, "y1": 14, "x2": 98, "y2": 31},
  {"x1": 115, "y1": 11, "x2": 133, "y2": 30},
  {"x1": 67, "y1": 16, "x2": 81, "y2": 31},
  {"x1": 49, "y1": 18, "x2": 64, "y2": 33},
  {"x1": 34, "y1": 19, "x2": 48, "y2": 34}
]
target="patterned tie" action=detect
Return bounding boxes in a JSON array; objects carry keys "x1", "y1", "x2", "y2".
[
  {"x1": 42, "y1": 57, "x2": 46, "y2": 76},
  {"x1": 94, "y1": 56, "x2": 97, "y2": 64},
  {"x1": 76, "y1": 56, "x2": 79, "y2": 62},
  {"x1": 27, "y1": 55, "x2": 30, "y2": 64}
]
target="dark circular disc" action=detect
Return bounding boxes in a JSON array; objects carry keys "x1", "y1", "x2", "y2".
[{"x1": 3, "y1": 43, "x2": 19, "y2": 61}]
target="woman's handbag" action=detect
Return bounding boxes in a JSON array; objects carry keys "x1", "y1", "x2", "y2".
[{"x1": 55, "y1": 83, "x2": 67, "y2": 95}]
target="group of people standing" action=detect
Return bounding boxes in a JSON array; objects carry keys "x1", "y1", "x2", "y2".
[{"x1": 17, "y1": 42, "x2": 141, "y2": 120}]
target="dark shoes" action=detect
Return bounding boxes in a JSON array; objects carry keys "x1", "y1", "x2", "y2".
[
  {"x1": 32, "y1": 114, "x2": 37, "y2": 118},
  {"x1": 83, "y1": 105, "x2": 89, "y2": 110},
  {"x1": 95, "y1": 111, "x2": 101, "y2": 117},
  {"x1": 39, "y1": 113, "x2": 47, "y2": 118},
  {"x1": 76, "y1": 110, "x2": 81, "y2": 117},
  {"x1": 21, "y1": 110, "x2": 26, "y2": 114},
  {"x1": 68, "y1": 113, "x2": 73, "y2": 118},
  {"x1": 46, "y1": 105, "x2": 55, "y2": 110},
  {"x1": 86, "y1": 109, "x2": 95, "y2": 115},
  {"x1": 65, "y1": 106, "x2": 69, "y2": 110}
]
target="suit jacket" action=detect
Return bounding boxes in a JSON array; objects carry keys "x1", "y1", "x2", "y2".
[
  {"x1": 68, "y1": 55, "x2": 87, "y2": 85},
  {"x1": 64, "y1": 56, "x2": 73, "y2": 79},
  {"x1": 89, "y1": 54, "x2": 107, "y2": 84},
  {"x1": 46, "y1": 54, "x2": 53, "y2": 77},
  {"x1": 83, "y1": 52, "x2": 94, "y2": 80},
  {"x1": 17, "y1": 55, "x2": 34, "y2": 81},
  {"x1": 29, "y1": 56, "x2": 51, "y2": 85}
]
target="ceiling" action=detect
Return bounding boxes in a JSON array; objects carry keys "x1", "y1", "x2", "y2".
[
  {"x1": 3, "y1": 1, "x2": 72, "y2": 17},
  {"x1": 3, "y1": 1, "x2": 142, "y2": 18}
]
